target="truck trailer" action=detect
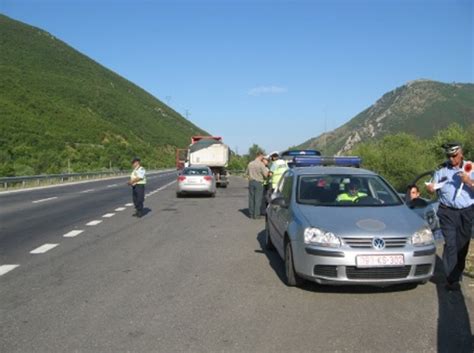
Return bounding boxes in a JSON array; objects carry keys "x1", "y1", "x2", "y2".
[{"x1": 176, "y1": 136, "x2": 230, "y2": 187}]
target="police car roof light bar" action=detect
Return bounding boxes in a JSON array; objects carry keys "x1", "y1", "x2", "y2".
[{"x1": 292, "y1": 156, "x2": 362, "y2": 168}]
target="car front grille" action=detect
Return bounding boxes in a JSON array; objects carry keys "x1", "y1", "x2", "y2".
[
  {"x1": 414, "y1": 264, "x2": 432, "y2": 276},
  {"x1": 342, "y1": 236, "x2": 408, "y2": 249},
  {"x1": 345, "y1": 266, "x2": 411, "y2": 280},
  {"x1": 314, "y1": 265, "x2": 338, "y2": 278}
]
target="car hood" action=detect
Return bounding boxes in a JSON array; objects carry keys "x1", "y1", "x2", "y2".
[{"x1": 296, "y1": 204, "x2": 427, "y2": 237}]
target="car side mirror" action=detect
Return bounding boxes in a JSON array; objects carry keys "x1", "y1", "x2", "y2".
[
  {"x1": 408, "y1": 198, "x2": 429, "y2": 209},
  {"x1": 271, "y1": 197, "x2": 288, "y2": 208}
]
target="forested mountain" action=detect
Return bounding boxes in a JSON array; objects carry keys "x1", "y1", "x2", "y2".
[
  {"x1": 297, "y1": 80, "x2": 474, "y2": 155},
  {"x1": 0, "y1": 14, "x2": 206, "y2": 176}
]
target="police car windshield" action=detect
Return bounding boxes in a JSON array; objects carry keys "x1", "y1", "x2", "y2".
[{"x1": 297, "y1": 174, "x2": 402, "y2": 206}]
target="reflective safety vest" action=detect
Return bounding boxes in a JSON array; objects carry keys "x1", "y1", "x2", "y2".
[
  {"x1": 131, "y1": 166, "x2": 147, "y2": 185},
  {"x1": 271, "y1": 160, "x2": 288, "y2": 189},
  {"x1": 336, "y1": 192, "x2": 367, "y2": 202}
]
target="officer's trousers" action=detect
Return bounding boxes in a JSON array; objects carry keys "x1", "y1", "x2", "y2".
[
  {"x1": 132, "y1": 184, "x2": 145, "y2": 213},
  {"x1": 437, "y1": 205, "x2": 473, "y2": 283},
  {"x1": 248, "y1": 180, "x2": 263, "y2": 219}
]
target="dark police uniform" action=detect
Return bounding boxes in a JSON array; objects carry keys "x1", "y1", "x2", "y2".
[{"x1": 433, "y1": 146, "x2": 474, "y2": 289}]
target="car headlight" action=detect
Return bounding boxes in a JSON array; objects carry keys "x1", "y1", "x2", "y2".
[
  {"x1": 304, "y1": 227, "x2": 341, "y2": 247},
  {"x1": 411, "y1": 227, "x2": 434, "y2": 246}
]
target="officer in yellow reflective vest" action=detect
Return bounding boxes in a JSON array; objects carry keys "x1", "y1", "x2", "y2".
[
  {"x1": 127, "y1": 157, "x2": 147, "y2": 217},
  {"x1": 270, "y1": 152, "x2": 288, "y2": 191},
  {"x1": 336, "y1": 179, "x2": 367, "y2": 202}
]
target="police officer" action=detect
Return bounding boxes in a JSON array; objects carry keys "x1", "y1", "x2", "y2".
[
  {"x1": 269, "y1": 152, "x2": 288, "y2": 192},
  {"x1": 128, "y1": 157, "x2": 147, "y2": 218},
  {"x1": 245, "y1": 152, "x2": 268, "y2": 219},
  {"x1": 426, "y1": 142, "x2": 474, "y2": 291},
  {"x1": 336, "y1": 179, "x2": 367, "y2": 202}
]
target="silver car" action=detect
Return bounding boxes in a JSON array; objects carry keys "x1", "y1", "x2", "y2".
[
  {"x1": 265, "y1": 166, "x2": 436, "y2": 287},
  {"x1": 176, "y1": 166, "x2": 216, "y2": 197}
]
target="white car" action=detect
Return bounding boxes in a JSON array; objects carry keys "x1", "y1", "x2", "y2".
[{"x1": 176, "y1": 166, "x2": 216, "y2": 197}]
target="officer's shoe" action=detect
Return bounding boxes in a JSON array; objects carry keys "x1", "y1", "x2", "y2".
[{"x1": 137, "y1": 211, "x2": 143, "y2": 218}]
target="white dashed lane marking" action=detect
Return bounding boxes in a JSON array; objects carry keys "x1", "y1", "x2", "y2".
[
  {"x1": 125, "y1": 203, "x2": 133, "y2": 207},
  {"x1": 32, "y1": 197, "x2": 58, "y2": 204},
  {"x1": 80, "y1": 189, "x2": 95, "y2": 193},
  {"x1": 107, "y1": 184, "x2": 118, "y2": 188},
  {"x1": 115, "y1": 207, "x2": 126, "y2": 211},
  {"x1": 102, "y1": 213, "x2": 115, "y2": 218},
  {"x1": 86, "y1": 220, "x2": 102, "y2": 226},
  {"x1": 30, "y1": 243, "x2": 59, "y2": 254},
  {"x1": 0, "y1": 264, "x2": 20, "y2": 276},
  {"x1": 63, "y1": 230, "x2": 84, "y2": 238}
]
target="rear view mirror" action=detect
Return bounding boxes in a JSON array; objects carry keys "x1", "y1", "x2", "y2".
[{"x1": 271, "y1": 197, "x2": 288, "y2": 208}]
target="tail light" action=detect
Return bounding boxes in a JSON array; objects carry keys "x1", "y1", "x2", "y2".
[
  {"x1": 203, "y1": 176, "x2": 213, "y2": 182},
  {"x1": 178, "y1": 176, "x2": 186, "y2": 182}
]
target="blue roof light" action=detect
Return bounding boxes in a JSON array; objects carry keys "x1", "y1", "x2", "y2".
[{"x1": 291, "y1": 156, "x2": 362, "y2": 168}]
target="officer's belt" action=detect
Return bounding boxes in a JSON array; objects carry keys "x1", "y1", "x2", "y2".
[{"x1": 439, "y1": 204, "x2": 471, "y2": 211}]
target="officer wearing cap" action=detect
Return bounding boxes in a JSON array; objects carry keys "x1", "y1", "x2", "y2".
[
  {"x1": 127, "y1": 157, "x2": 147, "y2": 218},
  {"x1": 426, "y1": 142, "x2": 474, "y2": 291}
]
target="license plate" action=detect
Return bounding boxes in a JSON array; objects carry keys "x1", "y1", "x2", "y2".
[{"x1": 356, "y1": 254, "x2": 404, "y2": 267}]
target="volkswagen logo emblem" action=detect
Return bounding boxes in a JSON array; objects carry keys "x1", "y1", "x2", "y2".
[{"x1": 372, "y1": 238, "x2": 385, "y2": 250}]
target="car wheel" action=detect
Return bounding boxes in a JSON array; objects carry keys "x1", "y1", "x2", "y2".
[
  {"x1": 176, "y1": 192, "x2": 182, "y2": 198},
  {"x1": 265, "y1": 219, "x2": 275, "y2": 251},
  {"x1": 285, "y1": 241, "x2": 304, "y2": 287},
  {"x1": 210, "y1": 192, "x2": 216, "y2": 198}
]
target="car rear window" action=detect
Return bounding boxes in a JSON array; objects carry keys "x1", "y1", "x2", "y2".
[
  {"x1": 183, "y1": 168, "x2": 210, "y2": 176},
  {"x1": 297, "y1": 174, "x2": 402, "y2": 206}
]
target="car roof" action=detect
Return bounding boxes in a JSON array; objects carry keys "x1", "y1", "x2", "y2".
[
  {"x1": 185, "y1": 165, "x2": 210, "y2": 169},
  {"x1": 291, "y1": 166, "x2": 377, "y2": 176}
]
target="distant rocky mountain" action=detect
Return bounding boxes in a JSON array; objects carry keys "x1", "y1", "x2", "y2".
[{"x1": 297, "y1": 80, "x2": 474, "y2": 155}]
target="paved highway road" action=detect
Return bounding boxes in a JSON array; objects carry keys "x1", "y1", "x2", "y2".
[{"x1": 0, "y1": 176, "x2": 472, "y2": 352}]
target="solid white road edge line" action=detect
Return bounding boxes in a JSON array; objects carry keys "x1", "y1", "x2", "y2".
[
  {"x1": 30, "y1": 243, "x2": 59, "y2": 254},
  {"x1": 102, "y1": 213, "x2": 115, "y2": 218},
  {"x1": 0, "y1": 264, "x2": 20, "y2": 276},
  {"x1": 86, "y1": 220, "x2": 102, "y2": 226},
  {"x1": 63, "y1": 230, "x2": 84, "y2": 238},
  {"x1": 32, "y1": 197, "x2": 58, "y2": 204}
]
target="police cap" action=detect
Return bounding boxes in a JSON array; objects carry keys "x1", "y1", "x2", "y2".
[
  {"x1": 131, "y1": 157, "x2": 141, "y2": 163},
  {"x1": 442, "y1": 142, "x2": 462, "y2": 156}
]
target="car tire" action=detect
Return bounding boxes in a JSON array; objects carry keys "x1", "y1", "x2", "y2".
[
  {"x1": 210, "y1": 192, "x2": 216, "y2": 198},
  {"x1": 176, "y1": 192, "x2": 182, "y2": 198},
  {"x1": 265, "y1": 219, "x2": 275, "y2": 251},
  {"x1": 285, "y1": 241, "x2": 304, "y2": 287}
]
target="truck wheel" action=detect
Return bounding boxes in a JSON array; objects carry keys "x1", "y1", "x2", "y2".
[{"x1": 285, "y1": 242, "x2": 304, "y2": 287}]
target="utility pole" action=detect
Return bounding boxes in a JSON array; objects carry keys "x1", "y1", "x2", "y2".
[
  {"x1": 165, "y1": 96, "x2": 172, "y2": 105},
  {"x1": 184, "y1": 109, "x2": 190, "y2": 120}
]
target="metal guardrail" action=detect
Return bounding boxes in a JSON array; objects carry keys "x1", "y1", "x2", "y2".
[{"x1": 0, "y1": 170, "x2": 130, "y2": 189}]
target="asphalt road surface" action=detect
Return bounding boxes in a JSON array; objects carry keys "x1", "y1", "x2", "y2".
[{"x1": 1, "y1": 176, "x2": 473, "y2": 352}]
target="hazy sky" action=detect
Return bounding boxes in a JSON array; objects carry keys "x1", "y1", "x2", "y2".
[{"x1": 1, "y1": 0, "x2": 472, "y2": 154}]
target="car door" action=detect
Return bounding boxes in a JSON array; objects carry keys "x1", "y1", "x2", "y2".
[{"x1": 271, "y1": 173, "x2": 294, "y2": 255}]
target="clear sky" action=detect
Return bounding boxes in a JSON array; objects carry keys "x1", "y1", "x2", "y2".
[{"x1": 1, "y1": 0, "x2": 472, "y2": 154}]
